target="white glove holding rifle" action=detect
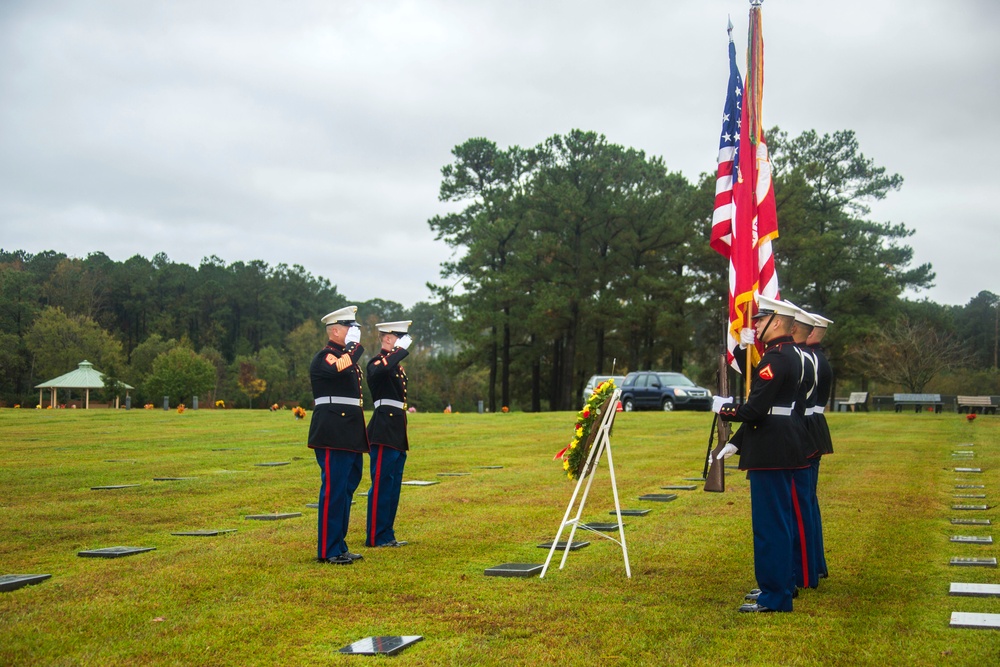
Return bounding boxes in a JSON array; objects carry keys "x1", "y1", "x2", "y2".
[
  {"x1": 711, "y1": 395, "x2": 732, "y2": 414},
  {"x1": 716, "y1": 443, "x2": 738, "y2": 460}
]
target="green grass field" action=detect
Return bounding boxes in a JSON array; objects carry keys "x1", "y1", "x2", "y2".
[{"x1": 0, "y1": 408, "x2": 997, "y2": 666}]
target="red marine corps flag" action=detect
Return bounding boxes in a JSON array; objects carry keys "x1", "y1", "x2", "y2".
[{"x1": 710, "y1": 4, "x2": 780, "y2": 371}]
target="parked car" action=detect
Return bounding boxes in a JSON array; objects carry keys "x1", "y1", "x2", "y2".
[
  {"x1": 619, "y1": 371, "x2": 711, "y2": 412},
  {"x1": 581, "y1": 374, "x2": 625, "y2": 405}
]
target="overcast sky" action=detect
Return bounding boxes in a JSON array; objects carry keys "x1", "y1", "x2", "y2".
[{"x1": 1, "y1": 0, "x2": 996, "y2": 308}]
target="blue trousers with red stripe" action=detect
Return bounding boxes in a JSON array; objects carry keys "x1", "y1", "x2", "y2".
[
  {"x1": 811, "y1": 456, "x2": 828, "y2": 577},
  {"x1": 792, "y1": 465, "x2": 819, "y2": 589},
  {"x1": 314, "y1": 448, "x2": 364, "y2": 560},
  {"x1": 748, "y1": 469, "x2": 796, "y2": 612},
  {"x1": 367, "y1": 445, "x2": 406, "y2": 547}
]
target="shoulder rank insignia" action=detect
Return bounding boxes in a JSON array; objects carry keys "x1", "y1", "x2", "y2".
[
  {"x1": 758, "y1": 364, "x2": 774, "y2": 381},
  {"x1": 325, "y1": 353, "x2": 336, "y2": 365},
  {"x1": 374, "y1": 359, "x2": 383, "y2": 366}
]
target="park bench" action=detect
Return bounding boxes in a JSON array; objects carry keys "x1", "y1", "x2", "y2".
[
  {"x1": 956, "y1": 395, "x2": 998, "y2": 415},
  {"x1": 893, "y1": 393, "x2": 943, "y2": 413},
  {"x1": 840, "y1": 391, "x2": 869, "y2": 412}
]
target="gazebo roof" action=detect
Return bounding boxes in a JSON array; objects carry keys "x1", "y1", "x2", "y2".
[{"x1": 35, "y1": 360, "x2": 134, "y2": 390}]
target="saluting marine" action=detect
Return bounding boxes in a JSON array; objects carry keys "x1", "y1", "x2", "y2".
[
  {"x1": 308, "y1": 306, "x2": 368, "y2": 565},
  {"x1": 366, "y1": 320, "x2": 414, "y2": 548},
  {"x1": 713, "y1": 295, "x2": 810, "y2": 613}
]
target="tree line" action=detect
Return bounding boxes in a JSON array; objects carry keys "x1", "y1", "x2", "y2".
[{"x1": 1, "y1": 127, "x2": 997, "y2": 410}]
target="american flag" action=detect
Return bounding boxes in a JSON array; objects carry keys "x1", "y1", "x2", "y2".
[{"x1": 710, "y1": 18, "x2": 780, "y2": 370}]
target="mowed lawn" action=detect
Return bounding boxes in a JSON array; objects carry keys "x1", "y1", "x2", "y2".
[{"x1": 0, "y1": 408, "x2": 997, "y2": 666}]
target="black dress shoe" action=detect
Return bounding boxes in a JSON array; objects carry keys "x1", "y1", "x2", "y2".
[
  {"x1": 320, "y1": 555, "x2": 353, "y2": 565},
  {"x1": 738, "y1": 603, "x2": 776, "y2": 613},
  {"x1": 818, "y1": 572, "x2": 828, "y2": 579},
  {"x1": 342, "y1": 552, "x2": 363, "y2": 561},
  {"x1": 375, "y1": 540, "x2": 408, "y2": 547},
  {"x1": 745, "y1": 588, "x2": 798, "y2": 601}
]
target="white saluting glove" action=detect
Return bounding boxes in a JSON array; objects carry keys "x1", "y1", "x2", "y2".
[
  {"x1": 712, "y1": 395, "x2": 732, "y2": 414},
  {"x1": 345, "y1": 326, "x2": 361, "y2": 345},
  {"x1": 395, "y1": 334, "x2": 413, "y2": 350},
  {"x1": 716, "y1": 443, "x2": 738, "y2": 460},
  {"x1": 739, "y1": 328, "x2": 755, "y2": 349}
]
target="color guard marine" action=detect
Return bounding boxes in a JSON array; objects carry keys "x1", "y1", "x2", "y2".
[
  {"x1": 806, "y1": 310, "x2": 835, "y2": 580},
  {"x1": 308, "y1": 305, "x2": 368, "y2": 565},
  {"x1": 713, "y1": 295, "x2": 810, "y2": 613},
  {"x1": 366, "y1": 320, "x2": 414, "y2": 548}
]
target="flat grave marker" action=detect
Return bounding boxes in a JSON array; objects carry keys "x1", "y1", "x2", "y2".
[
  {"x1": 950, "y1": 535, "x2": 994, "y2": 544},
  {"x1": 436, "y1": 472, "x2": 471, "y2": 477},
  {"x1": 484, "y1": 563, "x2": 544, "y2": 578},
  {"x1": 401, "y1": 480, "x2": 439, "y2": 486},
  {"x1": 581, "y1": 522, "x2": 624, "y2": 532},
  {"x1": 954, "y1": 494, "x2": 987, "y2": 499},
  {"x1": 956, "y1": 485, "x2": 986, "y2": 489},
  {"x1": 683, "y1": 477, "x2": 706, "y2": 482},
  {"x1": 950, "y1": 583, "x2": 1000, "y2": 597},
  {"x1": 104, "y1": 459, "x2": 136, "y2": 464},
  {"x1": 952, "y1": 518, "x2": 992, "y2": 526},
  {"x1": 536, "y1": 541, "x2": 590, "y2": 551},
  {"x1": 171, "y1": 529, "x2": 237, "y2": 537},
  {"x1": 254, "y1": 462, "x2": 290, "y2": 467},
  {"x1": 153, "y1": 477, "x2": 197, "y2": 482},
  {"x1": 339, "y1": 636, "x2": 424, "y2": 656},
  {"x1": 211, "y1": 448, "x2": 241, "y2": 451},
  {"x1": 949, "y1": 612, "x2": 1000, "y2": 630},
  {"x1": 91, "y1": 484, "x2": 141, "y2": 490},
  {"x1": 0, "y1": 574, "x2": 51, "y2": 593},
  {"x1": 949, "y1": 557, "x2": 998, "y2": 568},
  {"x1": 613, "y1": 509, "x2": 651, "y2": 517},
  {"x1": 952, "y1": 505, "x2": 989, "y2": 511},
  {"x1": 955, "y1": 468, "x2": 983, "y2": 473},
  {"x1": 244, "y1": 513, "x2": 302, "y2": 521},
  {"x1": 639, "y1": 494, "x2": 678, "y2": 503},
  {"x1": 661, "y1": 485, "x2": 697, "y2": 491},
  {"x1": 78, "y1": 546, "x2": 156, "y2": 559},
  {"x1": 475, "y1": 466, "x2": 504, "y2": 469}
]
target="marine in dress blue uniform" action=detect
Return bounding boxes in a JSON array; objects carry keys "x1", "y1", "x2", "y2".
[
  {"x1": 714, "y1": 296, "x2": 810, "y2": 613},
  {"x1": 308, "y1": 306, "x2": 368, "y2": 565},
  {"x1": 366, "y1": 320, "x2": 413, "y2": 548},
  {"x1": 806, "y1": 311, "x2": 835, "y2": 579},
  {"x1": 788, "y1": 304, "x2": 821, "y2": 590}
]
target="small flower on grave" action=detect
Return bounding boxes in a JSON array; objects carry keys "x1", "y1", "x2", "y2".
[
  {"x1": 292, "y1": 406, "x2": 306, "y2": 420},
  {"x1": 46, "y1": 405, "x2": 53, "y2": 410},
  {"x1": 215, "y1": 399, "x2": 226, "y2": 409},
  {"x1": 36, "y1": 404, "x2": 41, "y2": 409},
  {"x1": 13, "y1": 404, "x2": 20, "y2": 408},
  {"x1": 177, "y1": 404, "x2": 186, "y2": 414},
  {"x1": 966, "y1": 413, "x2": 977, "y2": 422},
  {"x1": 144, "y1": 403, "x2": 154, "y2": 410},
  {"x1": 501, "y1": 405, "x2": 509, "y2": 413},
  {"x1": 269, "y1": 403, "x2": 279, "y2": 412}
]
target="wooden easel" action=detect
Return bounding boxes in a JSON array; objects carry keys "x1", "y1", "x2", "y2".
[{"x1": 540, "y1": 388, "x2": 631, "y2": 578}]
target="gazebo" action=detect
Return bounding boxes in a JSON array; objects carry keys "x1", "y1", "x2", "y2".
[{"x1": 34, "y1": 360, "x2": 133, "y2": 409}]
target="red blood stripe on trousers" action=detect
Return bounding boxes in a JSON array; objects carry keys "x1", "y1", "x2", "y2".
[
  {"x1": 791, "y1": 479, "x2": 809, "y2": 589},
  {"x1": 368, "y1": 446, "x2": 384, "y2": 547},
  {"x1": 320, "y1": 449, "x2": 331, "y2": 559}
]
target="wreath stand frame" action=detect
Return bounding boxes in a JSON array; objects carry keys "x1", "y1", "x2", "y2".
[{"x1": 540, "y1": 388, "x2": 631, "y2": 578}]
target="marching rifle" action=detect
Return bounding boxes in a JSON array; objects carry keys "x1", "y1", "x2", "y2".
[{"x1": 703, "y1": 333, "x2": 733, "y2": 493}]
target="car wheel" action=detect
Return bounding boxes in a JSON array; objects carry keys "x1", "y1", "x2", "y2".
[
  {"x1": 661, "y1": 398, "x2": 674, "y2": 412},
  {"x1": 623, "y1": 398, "x2": 634, "y2": 412}
]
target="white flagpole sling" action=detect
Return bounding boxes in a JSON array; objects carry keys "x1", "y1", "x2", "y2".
[{"x1": 541, "y1": 388, "x2": 631, "y2": 578}]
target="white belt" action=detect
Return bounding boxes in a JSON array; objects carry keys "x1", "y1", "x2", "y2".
[
  {"x1": 314, "y1": 396, "x2": 363, "y2": 408},
  {"x1": 813, "y1": 406, "x2": 825, "y2": 414},
  {"x1": 373, "y1": 399, "x2": 406, "y2": 410},
  {"x1": 804, "y1": 407, "x2": 815, "y2": 416},
  {"x1": 769, "y1": 405, "x2": 794, "y2": 416}
]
